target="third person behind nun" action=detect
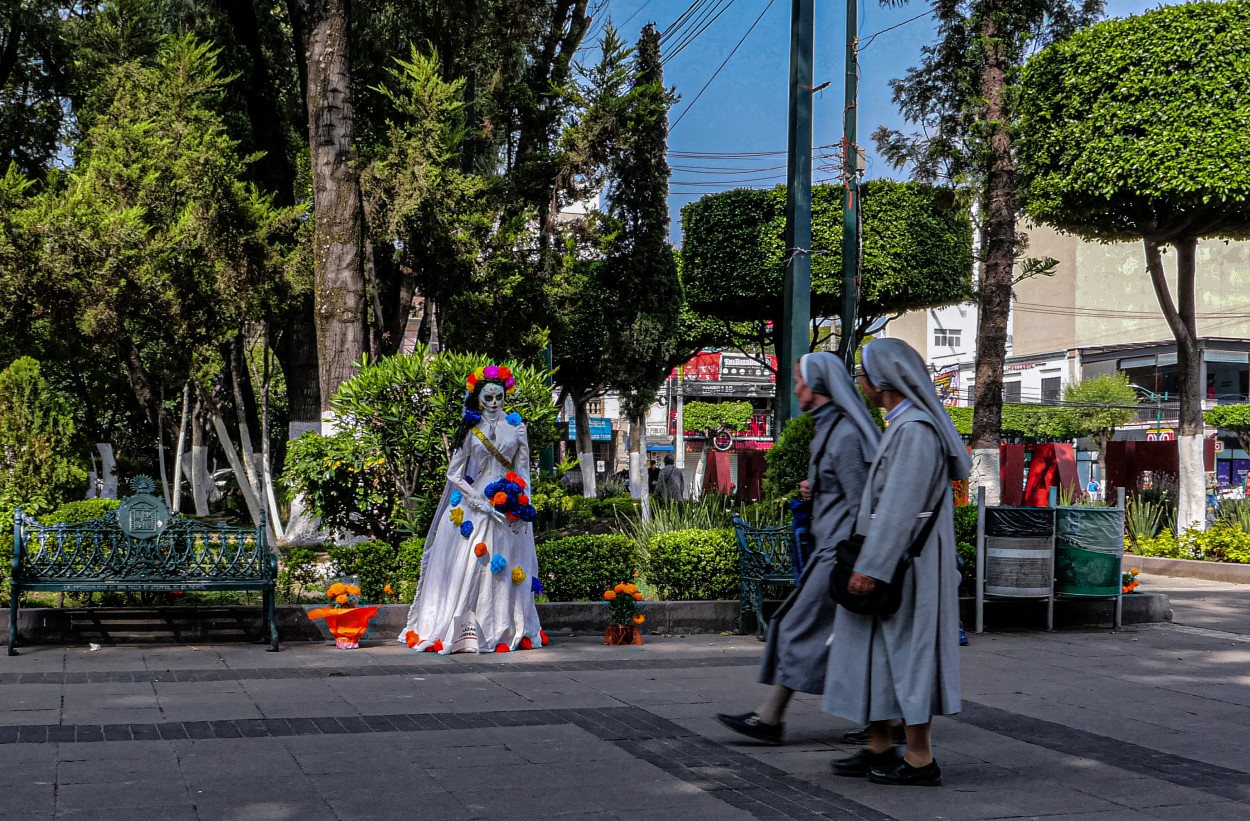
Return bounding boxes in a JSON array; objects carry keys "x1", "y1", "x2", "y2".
[
  {"x1": 824, "y1": 338, "x2": 966, "y2": 787},
  {"x1": 714, "y1": 353, "x2": 879, "y2": 744}
]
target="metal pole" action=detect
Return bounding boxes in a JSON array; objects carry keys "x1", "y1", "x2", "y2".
[
  {"x1": 674, "y1": 366, "x2": 686, "y2": 471},
  {"x1": 779, "y1": 0, "x2": 814, "y2": 430},
  {"x1": 837, "y1": 0, "x2": 861, "y2": 367},
  {"x1": 540, "y1": 342, "x2": 554, "y2": 477}
]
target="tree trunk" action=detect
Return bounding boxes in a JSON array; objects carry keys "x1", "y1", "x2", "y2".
[
  {"x1": 305, "y1": 0, "x2": 366, "y2": 412},
  {"x1": 574, "y1": 396, "x2": 597, "y2": 498},
  {"x1": 172, "y1": 382, "x2": 191, "y2": 513},
  {"x1": 1145, "y1": 236, "x2": 1204, "y2": 530},
  {"x1": 275, "y1": 294, "x2": 325, "y2": 543},
  {"x1": 629, "y1": 414, "x2": 650, "y2": 522},
  {"x1": 226, "y1": 335, "x2": 261, "y2": 499},
  {"x1": 204, "y1": 380, "x2": 266, "y2": 533},
  {"x1": 121, "y1": 337, "x2": 177, "y2": 443},
  {"x1": 190, "y1": 394, "x2": 210, "y2": 516},
  {"x1": 258, "y1": 334, "x2": 285, "y2": 542},
  {"x1": 968, "y1": 17, "x2": 1016, "y2": 507},
  {"x1": 95, "y1": 444, "x2": 118, "y2": 499}
]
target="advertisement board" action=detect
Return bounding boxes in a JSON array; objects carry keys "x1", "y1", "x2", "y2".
[{"x1": 933, "y1": 364, "x2": 961, "y2": 407}]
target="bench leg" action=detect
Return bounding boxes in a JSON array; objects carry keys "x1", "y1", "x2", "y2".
[
  {"x1": 8, "y1": 588, "x2": 17, "y2": 656},
  {"x1": 265, "y1": 590, "x2": 280, "y2": 652},
  {"x1": 753, "y1": 581, "x2": 767, "y2": 641}
]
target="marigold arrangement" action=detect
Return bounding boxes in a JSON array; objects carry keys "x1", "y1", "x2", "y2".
[
  {"x1": 1122, "y1": 567, "x2": 1141, "y2": 594},
  {"x1": 307, "y1": 577, "x2": 379, "y2": 649},
  {"x1": 603, "y1": 582, "x2": 646, "y2": 626}
]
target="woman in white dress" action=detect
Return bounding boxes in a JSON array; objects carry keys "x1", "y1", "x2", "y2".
[{"x1": 399, "y1": 365, "x2": 545, "y2": 654}]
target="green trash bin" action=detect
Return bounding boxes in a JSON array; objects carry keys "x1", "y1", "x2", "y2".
[{"x1": 1054, "y1": 507, "x2": 1124, "y2": 599}]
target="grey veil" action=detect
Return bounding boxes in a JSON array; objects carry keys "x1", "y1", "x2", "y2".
[
  {"x1": 800, "y1": 353, "x2": 881, "y2": 463},
  {"x1": 861, "y1": 338, "x2": 971, "y2": 480}
]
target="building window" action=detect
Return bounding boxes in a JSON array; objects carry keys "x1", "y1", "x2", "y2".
[
  {"x1": 1041, "y1": 377, "x2": 1061, "y2": 404},
  {"x1": 934, "y1": 328, "x2": 961, "y2": 347},
  {"x1": 1004, "y1": 382, "x2": 1021, "y2": 403}
]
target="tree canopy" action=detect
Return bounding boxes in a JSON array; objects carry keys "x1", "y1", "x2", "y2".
[
  {"x1": 679, "y1": 180, "x2": 972, "y2": 349},
  {"x1": 1205, "y1": 405, "x2": 1250, "y2": 455}
]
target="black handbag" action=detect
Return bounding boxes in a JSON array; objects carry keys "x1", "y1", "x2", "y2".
[{"x1": 830, "y1": 493, "x2": 944, "y2": 617}]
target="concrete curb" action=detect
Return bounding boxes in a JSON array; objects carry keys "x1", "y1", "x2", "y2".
[
  {"x1": 1127, "y1": 554, "x2": 1250, "y2": 584},
  {"x1": 5, "y1": 595, "x2": 1170, "y2": 645}
]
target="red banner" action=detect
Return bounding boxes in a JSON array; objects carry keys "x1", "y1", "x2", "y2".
[{"x1": 673, "y1": 352, "x2": 721, "y2": 381}]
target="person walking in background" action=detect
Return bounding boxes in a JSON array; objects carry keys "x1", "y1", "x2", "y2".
[
  {"x1": 654, "y1": 455, "x2": 686, "y2": 502},
  {"x1": 825, "y1": 338, "x2": 966, "y2": 787},
  {"x1": 715, "y1": 354, "x2": 879, "y2": 745},
  {"x1": 647, "y1": 459, "x2": 660, "y2": 494}
]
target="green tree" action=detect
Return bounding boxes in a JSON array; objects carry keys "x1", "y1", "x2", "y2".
[
  {"x1": 1017, "y1": 1, "x2": 1250, "y2": 529},
  {"x1": 872, "y1": 0, "x2": 1104, "y2": 504},
  {"x1": 1059, "y1": 374, "x2": 1139, "y2": 482},
  {"x1": 682, "y1": 401, "x2": 755, "y2": 435},
  {"x1": 0, "y1": 0, "x2": 73, "y2": 177},
  {"x1": 603, "y1": 23, "x2": 682, "y2": 513},
  {"x1": 284, "y1": 346, "x2": 557, "y2": 546},
  {"x1": 0, "y1": 357, "x2": 87, "y2": 513},
  {"x1": 1204, "y1": 405, "x2": 1250, "y2": 458},
  {"x1": 680, "y1": 180, "x2": 973, "y2": 356}
]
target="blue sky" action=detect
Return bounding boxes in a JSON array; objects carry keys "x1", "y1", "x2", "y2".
[{"x1": 588, "y1": 0, "x2": 1170, "y2": 242}]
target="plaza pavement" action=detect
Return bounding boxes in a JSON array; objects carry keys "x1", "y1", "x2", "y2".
[{"x1": 1, "y1": 574, "x2": 1247, "y2": 821}]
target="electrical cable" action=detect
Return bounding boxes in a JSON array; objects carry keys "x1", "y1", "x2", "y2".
[
  {"x1": 859, "y1": 9, "x2": 937, "y2": 49},
  {"x1": 669, "y1": 0, "x2": 777, "y2": 133},
  {"x1": 663, "y1": 0, "x2": 737, "y2": 65}
]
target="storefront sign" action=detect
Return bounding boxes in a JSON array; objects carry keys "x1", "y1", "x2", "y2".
[
  {"x1": 1145, "y1": 428, "x2": 1175, "y2": 442},
  {"x1": 933, "y1": 365, "x2": 961, "y2": 407},
  {"x1": 711, "y1": 431, "x2": 734, "y2": 452},
  {"x1": 567, "y1": 417, "x2": 612, "y2": 442},
  {"x1": 719, "y1": 354, "x2": 777, "y2": 382},
  {"x1": 672, "y1": 352, "x2": 721, "y2": 381}
]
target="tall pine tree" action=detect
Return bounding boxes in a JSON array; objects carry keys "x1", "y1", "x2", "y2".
[
  {"x1": 604, "y1": 23, "x2": 682, "y2": 516},
  {"x1": 873, "y1": 0, "x2": 1103, "y2": 502}
]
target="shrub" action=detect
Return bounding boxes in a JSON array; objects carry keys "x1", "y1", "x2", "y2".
[
  {"x1": 646, "y1": 528, "x2": 738, "y2": 601},
  {"x1": 1217, "y1": 499, "x2": 1250, "y2": 534},
  {"x1": 763, "y1": 414, "x2": 813, "y2": 499},
  {"x1": 952, "y1": 503, "x2": 978, "y2": 546},
  {"x1": 1185, "y1": 523, "x2": 1250, "y2": 564},
  {"x1": 277, "y1": 546, "x2": 324, "y2": 603},
  {"x1": 394, "y1": 537, "x2": 425, "y2": 601},
  {"x1": 736, "y1": 497, "x2": 788, "y2": 527},
  {"x1": 593, "y1": 495, "x2": 638, "y2": 519},
  {"x1": 1128, "y1": 529, "x2": 1187, "y2": 559},
  {"x1": 327, "y1": 540, "x2": 399, "y2": 604},
  {"x1": 0, "y1": 357, "x2": 88, "y2": 514},
  {"x1": 39, "y1": 499, "x2": 120, "y2": 526},
  {"x1": 536, "y1": 534, "x2": 639, "y2": 602},
  {"x1": 597, "y1": 477, "x2": 629, "y2": 499},
  {"x1": 620, "y1": 495, "x2": 728, "y2": 559}
]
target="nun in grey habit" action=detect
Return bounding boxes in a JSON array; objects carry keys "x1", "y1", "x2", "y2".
[
  {"x1": 715, "y1": 353, "x2": 879, "y2": 745},
  {"x1": 823, "y1": 337, "x2": 967, "y2": 787}
]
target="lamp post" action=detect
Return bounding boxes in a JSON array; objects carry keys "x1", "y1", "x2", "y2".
[{"x1": 1131, "y1": 384, "x2": 1165, "y2": 438}]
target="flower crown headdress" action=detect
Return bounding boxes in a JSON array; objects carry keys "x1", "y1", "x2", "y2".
[{"x1": 466, "y1": 364, "x2": 516, "y2": 394}]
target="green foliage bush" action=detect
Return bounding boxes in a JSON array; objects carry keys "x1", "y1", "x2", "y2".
[
  {"x1": 0, "y1": 357, "x2": 88, "y2": 514},
  {"x1": 277, "y1": 546, "x2": 323, "y2": 603},
  {"x1": 646, "y1": 528, "x2": 738, "y2": 601},
  {"x1": 395, "y1": 537, "x2": 426, "y2": 601},
  {"x1": 284, "y1": 346, "x2": 557, "y2": 545},
  {"x1": 327, "y1": 540, "x2": 399, "y2": 604},
  {"x1": 39, "y1": 499, "x2": 120, "y2": 526},
  {"x1": 683, "y1": 400, "x2": 754, "y2": 434},
  {"x1": 536, "y1": 534, "x2": 640, "y2": 601},
  {"x1": 952, "y1": 503, "x2": 979, "y2": 546},
  {"x1": 764, "y1": 413, "x2": 813, "y2": 499}
]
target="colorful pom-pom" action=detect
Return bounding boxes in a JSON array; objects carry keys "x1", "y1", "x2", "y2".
[
  {"x1": 531, "y1": 577, "x2": 544, "y2": 595},
  {"x1": 498, "y1": 366, "x2": 511, "y2": 380},
  {"x1": 518, "y1": 494, "x2": 529, "y2": 505},
  {"x1": 424, "y1": 639, "x2": 444, "y2": 653},
  {"x1": 490, "y1": 554, "x2": 507, "y2": 574},
  {"x1": 492, "y1": 491, "x2": 508, "y2": 506},
  {"x1": 494, "y1": 643, "x2": 510, "y2": 653},
  {"x1": 511, "y1": 566, "x2": 526, "y2": 586},
  {"x1": 518, "y1": 636, "x2": 533, "y2": 650},
  {"x1": 449, "y1": 489, "x2": 463, "y2": 506},
  {"x1": 540, "y1": 629, "x2": 549, "y2": 646},
  {"x1": 450, "y1": 507, "x2": 464, "y2": 526},
  {"x1": 405, "y1": 630, "x2": 420, "y2": 648},
  {"x1": 460, "y1": 520, "x2": 474, "y2": 538},
  {"x1": 506, "y1": 412, "x2": 522, "y2": 427},
  {"x1": 474, "y1": 542, "x2": 488, "y2": 557},
  {"x1": 484, "y1": 365, "x2": 500, "y2": 379}
]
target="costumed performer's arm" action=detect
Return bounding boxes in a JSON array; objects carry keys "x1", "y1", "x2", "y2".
[{"x1": 447, "y1": 434, "x2": 506, "y2": 523}]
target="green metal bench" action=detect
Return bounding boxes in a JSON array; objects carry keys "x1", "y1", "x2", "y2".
[
  {"x1": 732, "y1": 514, "x2": 798, "y2": 640},
  {"x1": 9, "y1": 477, "x2": 278, "y2": 655}
]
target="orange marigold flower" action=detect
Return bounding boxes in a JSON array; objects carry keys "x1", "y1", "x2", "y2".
[
  {"x1": 327, "y1": 582, "x2": 346, "y2": 596},
  {"x1": 1130, "y1": 568, "x2": 1141, "y2": 575},
  {"x1": 346, "y1": 585, "x2": 361, "y2": 596},
  {"x1": 603, "y1": 590, "x2": 617, "y2": 601},
  {"x1": 335, "y1": 593, "x2": 349, "y2": 605},
  {"x1": 384, "y1": 584, "x2": 394, "y2": 596},
  {"x1": 614, "y1": 583, "x2": 626, "y2": 594},
  {"x1": 632, "y1": 592, "x2": 644, "y2": 601},
  {"x1": 497, "y1": 366, "x2": 511, "y2": 380},
  {"x1": 624, "y1": 583, "x2": 637, "y2": 594},
  {"x1": 632, "y1": 614, "x2": 645, "y2": 625}
]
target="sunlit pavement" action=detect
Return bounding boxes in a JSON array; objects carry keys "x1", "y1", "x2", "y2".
[{"x1": 1, "y1": 576, "x2": 1247, "y2": 820}]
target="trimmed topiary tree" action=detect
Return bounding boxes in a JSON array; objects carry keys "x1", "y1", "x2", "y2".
[
  {"x1": 1018, "y1": 1, "x2": 1250, "y2": 529},
  {"x1": 0, "y1": 357, "x2": 87, "y2": 513},
  {"x1": 1205, "y1": 405, "x2": 1250, "y2": 457}
]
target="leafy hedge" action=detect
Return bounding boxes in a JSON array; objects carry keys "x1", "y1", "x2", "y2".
[
  {"x1": 763, "y1": 413, "x2": 813, "y2": 499},
  {"x1": 646, "y1": 528, "x2": 738, "y2": 601},
  {"x1": 324, "y1": 538, "x2": 425, "y2": 604},
  {"x1": 1130, "y1": 525, "x2": 1250, "y2": 563},
  {"x1": 536, "y1": 534, "x2": 640, "y2": 602}
]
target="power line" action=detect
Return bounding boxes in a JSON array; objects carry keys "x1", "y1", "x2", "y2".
[
  {"x1": 669, "y1": 0, "x2": 777, "y2": 133},
  {"x1": 619, "y1": 0, "x2": 656, "y2": 30},
  {"x1": 663, "y1": 0, "x2": 737, "y2": 65},
  {"x1": 669, "y1": 143, "x2": 839, "y2": 158},
  {"x1": 859, "y1": 9, "x2": 937, "y2": 49}
]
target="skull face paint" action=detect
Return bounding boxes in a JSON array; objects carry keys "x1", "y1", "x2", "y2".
[{"x1": 480, "y1": 383, "x2": 505, "y2": 414}]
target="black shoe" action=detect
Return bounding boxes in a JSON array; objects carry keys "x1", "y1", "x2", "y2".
[
  {"x1": 868, "y1": 758, "x2": 943, "y2": 787},
  {"x1": 715, "y1": 712, "x2": 784, "y2": 745},
  {"x1": 832, "y1": 747, "x2": 903, "y2": 777},
  {"x1": 842, "y1": 725, "x2": 907, "y2": 745}
]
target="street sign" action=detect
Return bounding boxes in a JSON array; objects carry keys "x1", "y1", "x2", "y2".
[
  {"x1": 711, "y1": 430, "x2": 734, "y2": 452},
  {"x1": 1145, "y1": 429, "x2": 1175, "y2": 442}
]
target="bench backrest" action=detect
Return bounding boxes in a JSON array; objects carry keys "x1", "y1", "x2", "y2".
[
  {"x1": 12, "y1": 477, "x2": 272, "y2": 589},
  {"x1": 731, "y1": 513, "x2": 795, "y2": 578}
]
